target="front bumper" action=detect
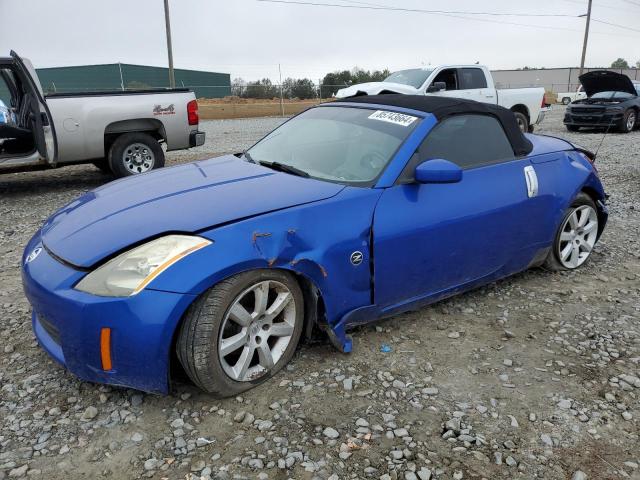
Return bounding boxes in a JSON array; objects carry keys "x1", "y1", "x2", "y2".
[
  {"x1": 189, "y1": 130, "x2": 206, "y2": 147},
  {"x1": 564, "y1": 109, "x2": 623, "y2": 127},
  {"x1": 22, "y1": 234, "x2": 195, "y2": 394}
]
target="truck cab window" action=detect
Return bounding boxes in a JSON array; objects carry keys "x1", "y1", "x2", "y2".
[
  {"x1": 431, "y1": 68, "x2": 458, "y2": 91},
  {"x1": 460, "y1": 68, "x2": 488, "y2": 89}
]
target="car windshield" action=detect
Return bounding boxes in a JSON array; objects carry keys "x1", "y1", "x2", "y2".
[
  {"x1": 384, "y1": 69, "x2": 434, "y2": 89},
  {"x1": 246, "y1": 106, "x2": 420, "y2": 185},
  {"x1": 590, "y1": 91, "x2": 634, "y2": 99}
]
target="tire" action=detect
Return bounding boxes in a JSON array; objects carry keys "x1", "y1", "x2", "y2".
[
  {"x1": 108, "y1": 132, "x2": 164, "y2": 178},
  {"x1": 562, "y1": 97, "x2": 571, "y2": 105},
  {"x1": 542, "y1": 193, "x2": 599, "y2": 272},
  {"x1": 512, "y1": 112, "x2": 529, "y2": 133},
  {"x1": 176, "y1": 269, "x2": 304, "y2": 397},
  {"x1": 92, "y1": 159, "x2": 112, "y2": 174},
  {"x1": 618, "y1": 109, "x2": 637, "y2": 133},
  {"x1": 566, "y1": 124, "x2": 580, "y2": 132}
]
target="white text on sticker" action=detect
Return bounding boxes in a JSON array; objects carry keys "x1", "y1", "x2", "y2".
[{"x1": 368, "y1": 110, "x2": 417, "y2": 127}]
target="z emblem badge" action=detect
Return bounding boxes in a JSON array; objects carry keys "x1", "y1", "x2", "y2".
[{"x1": 350, "y1": 251, "x2": 364, "y2": 266}]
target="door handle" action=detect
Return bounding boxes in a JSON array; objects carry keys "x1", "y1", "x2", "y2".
[{"x1": 524, "y1": 166, "x2": 538, "y2": 198}]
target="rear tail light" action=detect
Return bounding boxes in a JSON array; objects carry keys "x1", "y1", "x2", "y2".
[
  {"x1": 541, "y1": 95, "x2": 547, "y2": 108},
  {"x1": 187, "y1": 100, "x2": 199, "y2": 126}
]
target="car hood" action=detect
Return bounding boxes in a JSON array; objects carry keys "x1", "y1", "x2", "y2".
[
  {"x1": 335, "y1": 82, "x2": 420, "y2": 99},
  {"x1": 41, "y1": 155, "x2": 345, "y2": 267},
  {"x1": 579, "y1": 70, "x2": 637, "y2": 97}
]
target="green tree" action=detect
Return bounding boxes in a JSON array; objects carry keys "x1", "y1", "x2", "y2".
[
  {"x1": 320, "y1": 68, "x2": 391, "y2": 97},
  {"x1": 244, "y1": 78, "x2": 278, "y2": 99},
  {"x1": 611, "y1": 58, "x2": 630, "y2": 68},
  {"x1": 321, "y1": 70, "x2": 353, "y2": 96},
  {"x1": 290, "y1": 78, "x2": 317, "y2": 100}
]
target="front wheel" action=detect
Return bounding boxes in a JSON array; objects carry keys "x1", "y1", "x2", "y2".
[
  {"x1": 512, "y1": 112, "x2": 529, "y2": 133},
  {"x1": 618, "y1": 109, "x2": 637, "y2": 133},
  {"x1": 108, "y1": 132, "x2": 165, "y2": 177},
  {"x1": 176, "y1": 270, "x2": 304, "y2": 397},
  {"x1": 543, "y1": 193, "x2": 599, "y2": 271},
  {"x1": 561, "y1": 97, "x2": 571, "y2": 105}
]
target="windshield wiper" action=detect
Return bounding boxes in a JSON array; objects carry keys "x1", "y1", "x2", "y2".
[
  {"x1": 259, "y1": 161, "x2": 310, "y2": 178},
  {"x1": 242, "y1": 150, "x2": 256, "y2": 164}
]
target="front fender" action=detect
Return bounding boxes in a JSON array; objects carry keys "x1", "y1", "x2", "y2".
[{"x1": 146, "y1": 187, "x2": 383, "y2": 329}]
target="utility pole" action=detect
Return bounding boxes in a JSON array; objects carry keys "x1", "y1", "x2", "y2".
[
  {"x1": 278, "y1": 64, "x2": 285, "y2": 117},
  {"x1": 164, "y1": 0, "x2": 176, "y2": 88},
  {"x1": 579, "y1": 0, "x2": 593, "y2": 76}
]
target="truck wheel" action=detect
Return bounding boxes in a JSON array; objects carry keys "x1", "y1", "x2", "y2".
[
  {"x1": 561, "y1": 97, "x2": 571, "y2": 105},
  {"x1": 512, "y1": 112, "x2": 529, "y2": 133},
  {"x1": 108, "y1": 132, "x2": 165, "y2": 177},
  {"x1": 618, "y1": 109, "x2": 637, "y2": 133}
]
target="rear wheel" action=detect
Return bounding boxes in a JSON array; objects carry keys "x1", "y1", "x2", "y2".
[
  {"x1": 543, "y1": 193, "x2": 599, "y2": 271},
  {"x1": 561, "y1": 97, "x2": 571, "y2": 105},
  {"x1": 566, "y1": 124, "x2": 580, "y2": 132},
  {"x1": 512, "y1": 112, "x2": 529, "y2": 133},
  {"x1": 108, "y1": 132, "x2": 164, "y2": 178},
  {"x1": 618, "y1": 109, "x2": 637, "y2": 133},
  {"x1": 176, "y1": 270, "x2": 304, "y2": 397}
]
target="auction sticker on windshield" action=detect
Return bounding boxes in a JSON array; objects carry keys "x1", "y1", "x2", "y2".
[{"x1": 368, "y1": 110, "x2": 418, "y2": 127}]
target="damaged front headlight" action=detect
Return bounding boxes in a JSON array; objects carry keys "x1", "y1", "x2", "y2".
[{"x1": 75, "y1": 235, "x2": 211, "y2": 297}]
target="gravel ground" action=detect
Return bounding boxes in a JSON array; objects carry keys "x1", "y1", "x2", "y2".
[{"x1": 1, "y1": 108, "x2": 639, "y2": 480}]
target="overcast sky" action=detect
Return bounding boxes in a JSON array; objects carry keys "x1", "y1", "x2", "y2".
[{"x1": 2, "y1": 0, "x2": 639, "y2": 82}]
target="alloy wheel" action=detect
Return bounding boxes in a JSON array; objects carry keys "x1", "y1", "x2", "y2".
[
  {"x1": 122, "y1": 143, "x2": 155, "y2": 174},
  {"x1": 218, "y1": 280, "x2": 296, "y2": 382},
  {"x1": 557, "y1": 205, "x2": 598, "y2": 269},
  {"x1": 627, "y1": 112, "x2": 636, "y2": 131}
]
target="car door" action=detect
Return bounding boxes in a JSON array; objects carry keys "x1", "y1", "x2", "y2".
[
  {"x1": 9, "y1": 51, "x2": 57, "y2": 162},
  {"x1": 372, "y1": 114, "x2": 542, "y2": 309},
  {"x1": 459, "y1": 67, "x2": 491, "y2": 103}
]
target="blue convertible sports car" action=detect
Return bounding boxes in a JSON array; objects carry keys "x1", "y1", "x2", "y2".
[{"x1": 22, "y1": 95, "x2": 607, "y2": 396}]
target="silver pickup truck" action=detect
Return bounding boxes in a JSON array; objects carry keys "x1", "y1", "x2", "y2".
[{"x1": 0, "y1": 51, "x2": 205, "y2": 177}]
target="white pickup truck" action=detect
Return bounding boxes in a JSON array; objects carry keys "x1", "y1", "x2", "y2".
[
  {"x1": 336, "y1": 65, "x2": 547, "y2": 132},
  {"x1": 0, "y1": 51, "x2": 205, "y2": 177},
  {"x1": 556, "y1": 85, "x2": 587, "y2": 105}
]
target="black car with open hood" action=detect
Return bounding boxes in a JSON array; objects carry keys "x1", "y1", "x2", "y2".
[{"x1": 564, "y1": 70, "x2": 640, "y2": 133}]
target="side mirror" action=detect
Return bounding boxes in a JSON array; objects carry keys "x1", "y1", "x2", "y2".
[
  {"x1": 426, "y1": 81, "x2": 446, "y2": 93},
  {"x1": 414, "y1": 159, "x2": 462, "y2": 184}
]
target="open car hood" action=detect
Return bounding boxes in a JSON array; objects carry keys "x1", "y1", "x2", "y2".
[
  {"x1": 335, "y1": 82, "x2": 420, "y2": 99},
  {"x1": 579, "y1": 70, "x2": 637, "y2": 97},
  {"x1": 41, "y1": 156, "x2": 344, "y2": 267}
]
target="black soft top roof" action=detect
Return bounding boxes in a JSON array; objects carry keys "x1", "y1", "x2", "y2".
[{"x1": 338, "y1": 94, "x2": 533, "y2": 156}]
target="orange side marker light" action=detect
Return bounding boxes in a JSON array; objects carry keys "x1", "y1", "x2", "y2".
[{"x1": 100, "y1": 328, "x2": 112, "y2": 371}]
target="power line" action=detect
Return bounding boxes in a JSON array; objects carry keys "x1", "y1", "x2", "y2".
[
  {"x1": 550, "y1": 0, "x2": 640, "y2": 12},
  {"x1": 257, "y1": 0, "x2": 578, "y2": 17},
  {"x1": 592, "y1": 17, "x2": 640, "y2": 31},
  {"x1": 256, "y1": 0, "x2": 640, "y2": 37}
]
